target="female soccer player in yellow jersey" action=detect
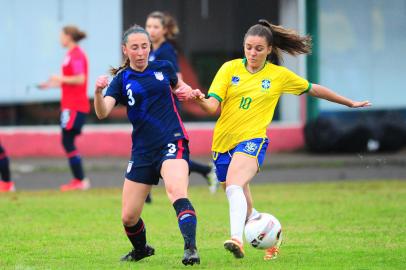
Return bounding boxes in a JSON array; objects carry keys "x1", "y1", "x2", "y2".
[{"x1": 190, "y1": 19, "x2": 371, "y2": 260}]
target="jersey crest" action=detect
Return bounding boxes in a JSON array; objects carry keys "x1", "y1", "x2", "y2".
[
  {"x1": 261, "y1": 79, "x2": 271, "y2": 92},
  {"x1": 231, "y1": 76, "x2": 240, "y2": 85},
  {"x1": 244, "y1": 141, "x2": 258, "y2": 154},
  {"x1": 154, "y1": 71, "x2": 164, "y2": 81}
]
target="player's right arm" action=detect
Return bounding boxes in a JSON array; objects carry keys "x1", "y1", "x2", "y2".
[
  {"x1": 194, "y1": 96, "x2": 220, "y2": 115},
  {"x1": 94, "y1": 75, "x2": 116, "y2": 119}
]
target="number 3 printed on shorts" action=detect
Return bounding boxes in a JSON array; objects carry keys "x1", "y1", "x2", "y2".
[{"x1": 167, "y1": 143, "x2": 177, "y2": 154}]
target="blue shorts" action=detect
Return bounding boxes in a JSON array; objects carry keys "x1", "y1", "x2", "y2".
[
  {"x1": 60, "y1": 109, "x2": 87, "y2": 134},
  {"x1": 126, "y1": 139, "x2": 189, "y2": 185},
  {"x1": 212, "y1": 138, "x2": 269, "y2": 182}
]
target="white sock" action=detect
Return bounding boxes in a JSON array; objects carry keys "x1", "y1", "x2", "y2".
[
  {"x1": 226, "y1": 185, "x2": 247, "y2": 243},
  {"x1": 247, "y1": 207, "x2": 260, "y2": 223}
]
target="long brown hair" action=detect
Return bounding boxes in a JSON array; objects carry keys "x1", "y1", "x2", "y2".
[
  {"x1": 110, "y1": 25, "x2": 151, "y2": 76},
  {"x1": 63, "y1": 25, "x2": 86, "y2": 42},
  {"x1": 147, "y1": 11, "x2": 179, "y2": 41},
  {"x1": 244, "y1": 19, "x2": 312, "y2": 63}
]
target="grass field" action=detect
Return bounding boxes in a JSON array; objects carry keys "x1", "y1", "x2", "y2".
[{"x1": 1, "y1": 180, "x2": 405, "y2": 269}]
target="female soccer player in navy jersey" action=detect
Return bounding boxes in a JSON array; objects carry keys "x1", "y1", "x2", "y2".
[
  {"x1": 94, "y1": 25, "x2": 200, "y2": 266},
  {"x1": 146, "y1": 11, "x2": 218, "y2": 194},
  {"x1": 39, "y1": 25, "x2": 90, "y2": 191},
  {"x1": 0, "y1": 143, "x2": 14, "y2": 192}
]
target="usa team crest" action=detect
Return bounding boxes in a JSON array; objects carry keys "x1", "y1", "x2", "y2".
[{"x1": 154, "y1": 72, "x2": 164, "y2": 81}]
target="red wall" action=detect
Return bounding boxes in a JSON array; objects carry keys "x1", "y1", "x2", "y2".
[{"x1": 0, "y1": 124, "x2": 304, "y2": 157}]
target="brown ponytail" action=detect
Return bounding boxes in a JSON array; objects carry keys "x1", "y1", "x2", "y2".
[
  {"x1": 245, "y1": 19, "x2": 312, "y2": 63},
  {"x1": 63, "y1": 25, "x2": 86, "y2": 42},
  {"x1": 110, "y1": 58, "x2": 130, "y2": 76}
]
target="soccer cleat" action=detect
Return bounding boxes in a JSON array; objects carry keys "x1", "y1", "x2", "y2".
[
  {"x1": 264, "y1": 237, "x2": 282, "y2": 261},
  {"x1": 120, "y1": 244, "x2": 155, "y2": 262},
  {"x1": 0, "y1": 181, "x2": 15, "y2": 192},
  {"x1": 182, "y1": 247, "x2": 200, "y2": 266},
  {"x1": 224, "y1": 238, "x2": 245, "y2": 259},
  {"x1": 145, "y1": 193, "x2": 152, "y2": 204},
  {"x1": 206, "y1": 164, "x2": 219, "y2": 194},
  {"x1": 60, "y1": 178, "x2": 91, "y2": 192}
]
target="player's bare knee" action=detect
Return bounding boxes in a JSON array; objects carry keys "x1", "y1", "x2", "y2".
[
  {"x1": 166, "y1": 187, "x2": 187, "y2": 203},
  {"x1": 121, "y1": 212, "x2": 139, "y2": 226}
]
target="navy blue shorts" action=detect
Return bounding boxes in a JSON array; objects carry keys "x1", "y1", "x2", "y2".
[
  {"x1": 212, "y1": 138, "x2": 269, "y2": 182},
  {"x1": 125, "y1": 139, "x2": 190, "y2": 185},
  {"x1": 60, "y1": 109, "x2": 87, "y2": 134}
]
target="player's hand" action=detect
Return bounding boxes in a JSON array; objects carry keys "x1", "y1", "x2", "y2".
[
  {"x1": 38, "y1": 75, "x2": 61, "y2": 89},
  {"x1": 190, "y1": 89, "x2": 205, "y2": 100},
  {"x1": 351, "y1": 100, "x2": 372, "y2": 108},
  {"x1": 37, "y1": 82, "x2": 50, "y2": 90},
  {"x1": 95, "y1": 75, "x2": 109, "y2": 94},
  {"x1": 175, "y1": 84, "x2": 193, "y2": 101}
]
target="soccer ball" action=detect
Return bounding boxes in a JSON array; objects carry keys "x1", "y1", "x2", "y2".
[{"x1": 244, "y1": 213, "x2": 282, "y2": 249}]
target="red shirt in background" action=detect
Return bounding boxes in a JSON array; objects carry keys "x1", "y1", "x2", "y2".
[{"x1": 61, "y1": 46, "x2": 90, "y2": 113}]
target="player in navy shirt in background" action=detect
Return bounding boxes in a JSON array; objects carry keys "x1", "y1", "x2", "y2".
[
  {"x1": 94, "y1": 25, "x2": 200, "y2": 266},
  {"x1": 146, "y1": 11, "x2": 218, "y2": 195}
]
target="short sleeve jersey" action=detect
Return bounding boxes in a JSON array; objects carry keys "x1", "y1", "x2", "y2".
[
  {"x1": 61, "y1": 46, "x2": 90, "y2": 113},
  {"x1": 148, "y1": 41, "x2": 180, "y2": 72},
  {"x1": 208, "y1": 58, "x2": 311, "y2": 153},
  {"x1": 105, "y1": 60, "x2": 187, "y2": 154}
]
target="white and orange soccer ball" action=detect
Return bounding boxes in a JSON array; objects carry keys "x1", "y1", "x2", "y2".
[{"x1": 244, "y1": 213, "x2": 282, "y2": 249}]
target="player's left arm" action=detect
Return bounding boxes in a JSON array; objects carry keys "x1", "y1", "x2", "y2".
[
  {"x1": 41, "y1": 74, "x2": 85, "y2": 87},
  {"x1": 51, "y1": 57, "x2": 86, "y2": 85},
  {"x1": 39, "y1": 57, "x2": 86, "y2": 88},
  {"x1": 54, "y1": 74, "x2": 85, "y2": 85},
  {"x1": 308, "y1": 84, "x2": 372, "y2": 108}
]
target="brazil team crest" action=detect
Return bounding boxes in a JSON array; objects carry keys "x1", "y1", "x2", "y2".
[
  {"x1": 154, "y1": 72, "x2": 164, "y2": 81},
  {"x1": 244, "y1": 142, "x2": 258, "y2": 154},
  {"x1": 261, "y1": 79, "x2": 271, "y2": 91}
]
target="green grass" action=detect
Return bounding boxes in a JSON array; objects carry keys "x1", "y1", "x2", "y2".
[{"x1": 1, "y1": 180, "x2": 405, "y2": 269}]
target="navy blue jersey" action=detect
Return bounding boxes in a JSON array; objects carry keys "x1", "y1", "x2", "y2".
[
  {"x1": 105, "y1": 60, "x2": 188, "y2": 153},
  {"x1": 148, "y1": 41, "x2": 179, "y2": 72}
]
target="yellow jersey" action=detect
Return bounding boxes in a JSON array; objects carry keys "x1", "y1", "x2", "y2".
[{"x1": 208, "y1": 58, "x2": 311, "y2": 152}]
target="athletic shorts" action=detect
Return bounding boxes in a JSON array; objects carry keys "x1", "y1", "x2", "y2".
[
  {"x1": 60, "y1": 109, "x2": 87, "y2": 134},
  {"x1": 212, "y1": 138, "x2": 269, "y2": 182},
  {"x1": 125, "y1": 139, "x2": 190, "y2": 185}
]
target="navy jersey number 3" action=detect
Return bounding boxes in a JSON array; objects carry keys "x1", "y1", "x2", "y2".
[{"x1": 105, "y1": 60, "x2": 188, "y2": 154}]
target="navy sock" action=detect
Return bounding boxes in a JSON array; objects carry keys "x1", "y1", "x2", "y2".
[
  {"x1": 173, "y1": 198, "x2": 197, "y2": 250},
  {"x1": 0, "y1": 154, "x2": 11, "y2": 182},
  {"x1": 124, "y1": 219, "x2": 147, "y2": 251},
  {"x1": 189, "y1": 160, "x2": 210, "y2": 177},
  {"x1": 68, "y1": 152, "x2": 85, "y2": 180}
]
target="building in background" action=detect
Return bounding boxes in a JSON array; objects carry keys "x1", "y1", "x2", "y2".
[{"x1": 1, "y1": 0, "x2": 405, "y2": 155}]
